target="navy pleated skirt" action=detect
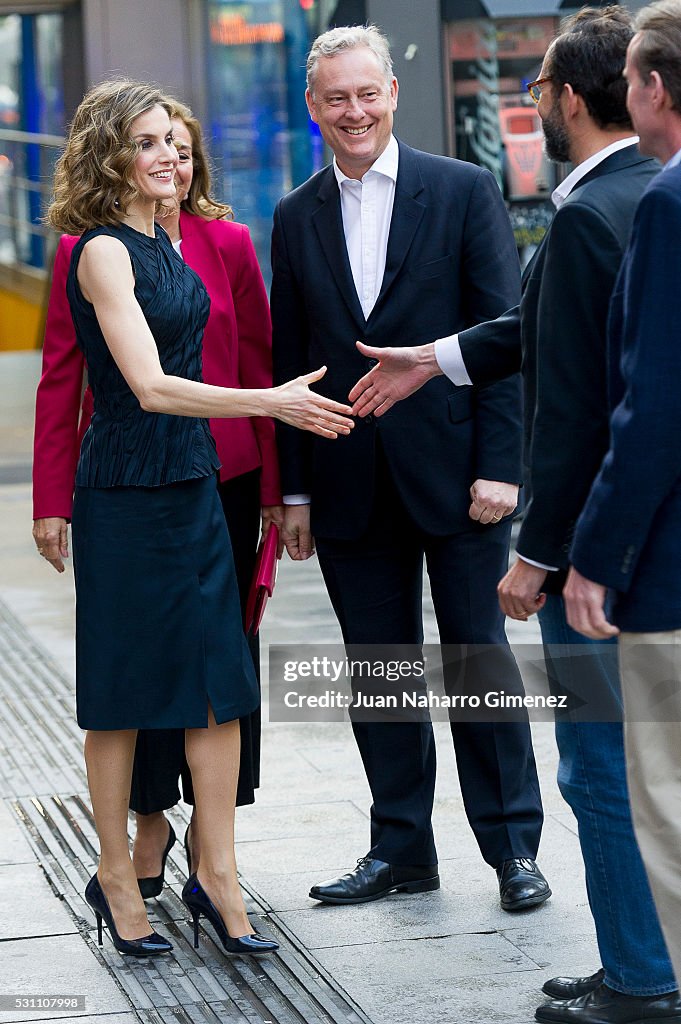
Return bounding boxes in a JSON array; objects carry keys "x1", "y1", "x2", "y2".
[{"x1": 71, "y1": 474, "x2": 259, "y2": 730}]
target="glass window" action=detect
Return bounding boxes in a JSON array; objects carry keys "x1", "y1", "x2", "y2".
[
  {"x1": 206, "y1": 0, "x2": 322, "y2": 279},
  {"x1": 446, "y1": 16, "x2": 563, "y2": 257},
  {"x1": 0, "y1": 12, "x2": 64, "y2": 269}
]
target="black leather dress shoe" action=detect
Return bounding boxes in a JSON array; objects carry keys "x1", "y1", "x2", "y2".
[
  {"x1": 309, "y1": 855, "x2": 440, "y2": 905},
  {"x1": 497, "y1": 858, "x2": 551, "y2": 911},
  {"x1": 535, "y1": 983, "x2": 681, "y2": 1024},
  {"x1": 543, "y1": 971, "x2": 605, "y2": 1000}
]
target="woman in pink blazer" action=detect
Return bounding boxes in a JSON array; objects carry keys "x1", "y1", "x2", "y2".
[{"x1": 32, "y1": 99, "x2": 282, "y2": 895}]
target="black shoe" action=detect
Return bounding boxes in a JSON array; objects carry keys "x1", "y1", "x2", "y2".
[
  {"x1": 543, "y1": 971, "x2": 605, "y2": 1000},
  {"x1": 137, "y1": 822, "x2": 176, "y2": 900},
  {"x1": 181, "y1": 874, "x2": 279, "y2": 955},
  {"x1": 85, "y1": 873, "x2": 173, "y2": 956},
  {"x1": 497, "y1": 858, "x2": 551, "y2": 911},
  {"x1": 309, "y1": 855, "x2": 440, "y2": 905},
  {"x1": 535, "y1": 983, "x2": 681, "y2": 1023},
  {"x1": 184, "y1": 824, "x2": 194, "y2": 876}
]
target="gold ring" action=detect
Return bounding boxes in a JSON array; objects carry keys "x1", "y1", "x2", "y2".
[{"x1": 491, "y1": 515, "x2": 501, "y2": 522}]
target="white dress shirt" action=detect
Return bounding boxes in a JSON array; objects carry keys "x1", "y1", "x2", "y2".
[
  {"x1": 284, "y1": 136, "x2": 400, "y2": 506},
  {"x1": 433, "y1": 136, "x2": 639, "y2": 571},
  {"x1": 551, "y1": 135, "x2": 641, "y2": 207},
  {"x1": 664, "y1": 146, "x2": 681, "y2": 170},
  {"x1": 334, "y1": 134, "x2": 399, "y2": 319}
]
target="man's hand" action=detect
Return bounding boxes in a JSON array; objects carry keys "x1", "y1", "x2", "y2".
[
  {"x1": 32, "y1": 517, "x2": 69, "y2": 573},
  {"x1": 262, "y1": 505, "x2": 285, "y2": 557},
  {"x1": 498, "y1": 559, "x2": 547, "y2": 621},
  {"x1": 348, "y1": 341, "x2": 441, "y2": 417},
  {"x1": 282, "y1": 504, "x2": 315, "y2": 560},
  {"x1": 563, "y1": 566, "x2": 619, "y2": 639},
  {"x1": 468, "y1": 479, "x2": 518, "y2": 525}
]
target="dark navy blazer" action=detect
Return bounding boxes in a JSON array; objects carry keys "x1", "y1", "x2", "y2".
[
  {"x1": 571, "y1": 162, "x2": 681, "y2": 632},
  {"x1": 457, "y1": 145, "x2": 658, "y2": 577},
  {"x1": 271, "y1": 140, "x2": 522, "y2": 540}
]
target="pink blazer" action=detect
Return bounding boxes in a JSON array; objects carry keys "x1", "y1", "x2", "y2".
[{"x1": 33, "y1": 211, "x2": 281, "y2": 519}]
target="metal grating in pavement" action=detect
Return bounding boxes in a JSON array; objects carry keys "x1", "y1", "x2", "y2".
[{"x1": 0, "y1": 599, "x2": 371, "y2": 1024}]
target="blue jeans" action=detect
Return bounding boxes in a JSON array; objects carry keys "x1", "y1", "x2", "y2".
[{"x1": 538, "y1": 594, "x2": 675, "y2": 995}]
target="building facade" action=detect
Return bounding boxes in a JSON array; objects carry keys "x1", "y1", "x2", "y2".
[{"x1": 0, "y1": 0, "x2": 643, "y2": 348}]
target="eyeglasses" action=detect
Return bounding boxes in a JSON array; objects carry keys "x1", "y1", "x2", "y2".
[{"x1": 526, "y1": 77, "x2": 552, "y2": 104}]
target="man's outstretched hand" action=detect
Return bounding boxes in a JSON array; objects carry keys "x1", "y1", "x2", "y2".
[{"x1": 349, "y1": 341, "x2": 441, "y2": 417}]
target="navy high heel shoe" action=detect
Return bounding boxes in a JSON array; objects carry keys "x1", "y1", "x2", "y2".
[
  {"x1": 181, "y1": 874, "x2": 279, "y2": 955},
  {"x1": 137, "y1": 822, "x2": 176, "y2": 899},
  {"x1": 183, "y1": 824, "x2": 193, "y2": 876},
  {"x1": 85, "y1": 873, "x2": 173, "y2": 956}
]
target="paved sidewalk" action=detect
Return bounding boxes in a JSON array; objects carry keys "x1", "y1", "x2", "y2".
[{"x1": 0, "y1": 353, "x2": 599, "y2": 1024}]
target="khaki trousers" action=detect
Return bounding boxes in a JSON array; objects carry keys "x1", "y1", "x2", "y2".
[{"x1": 619, "y1": 630, "x2": 681, "y2": 987}]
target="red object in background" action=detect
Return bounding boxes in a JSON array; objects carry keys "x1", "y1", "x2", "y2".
[
  {"x1": 499, "y1": 106, "x2": 550, "y2": 199},
  {"x1": 245, "y1": 525, "x2": 280, "y2": 637},
  {"x1": 299, "y1": 0, "x2": 315, "y2": 8}
]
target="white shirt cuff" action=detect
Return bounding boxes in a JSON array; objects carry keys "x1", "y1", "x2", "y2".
[
  {"x1": 283, "y1": 494, "x2": 311, "y2": 505},
  {"x1": 434, "y1": 334, "x2": 473, "y2": 386},
  {"x1": 517, "y1": 552, "x2": 560, "y2": 573}
]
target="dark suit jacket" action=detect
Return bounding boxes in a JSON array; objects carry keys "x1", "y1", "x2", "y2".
[
  {"x1": 571, "y1": 162, "x2": 681, "y2": 632},
  {"x1": 458, "y1": 145, "x2": 658, "y2": 577},
  {"x1": 271, "y1": 140, "x2": 522, "y2": 540}
]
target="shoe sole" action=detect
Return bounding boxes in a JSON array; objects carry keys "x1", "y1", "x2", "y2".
[
  {"x1": 118, "y1": 946, "x2": 172, "y2": 956},
  {"x1": 536, "y1": 1010, "x2": 681, "y2": 1024},
  {"x1": 309, "y1": 875, "x2": 440, "y2": 905},
  {"x1": 501, "y1": 887, "x2": 552, "y2": 912}
]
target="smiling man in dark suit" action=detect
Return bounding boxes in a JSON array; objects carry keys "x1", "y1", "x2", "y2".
[
  {"x1": 271, "y1": 25, "x2": 549, "y2": 912},
  {"x1": 348, "y1": 9, "x2": 681, "y2": 1024}
]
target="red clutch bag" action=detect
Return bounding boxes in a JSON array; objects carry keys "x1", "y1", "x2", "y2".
[{"x1": 245, "y1": 524, "x2": 279, "y2": 637}]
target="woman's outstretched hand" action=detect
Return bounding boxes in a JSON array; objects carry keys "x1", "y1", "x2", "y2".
[{"x1": 272, "y1": 367, "x2": 355, "y2": 438}]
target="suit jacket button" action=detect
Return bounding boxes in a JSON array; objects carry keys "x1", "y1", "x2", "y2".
[
  {"x1": 365, "y1": 414, "x2": 374, "y2": 423},
  {"x1": 368, "y1": 358, "x2": 379, "y2": 368}
]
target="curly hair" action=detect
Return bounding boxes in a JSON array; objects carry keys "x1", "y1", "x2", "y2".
[
  {"x1": 47, "y1": 79, "x2": 173, "y2": 235},
  {"x1": 166, "y1": 98, "x2": 233, "y2": 222},
  {"x1": 550, "y1": 6, "x2": 634, "y2": 130}
]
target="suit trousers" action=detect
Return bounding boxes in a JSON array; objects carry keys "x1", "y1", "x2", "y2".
[
  {"x1": 315, "y1": 451, "x2": 543, "y2": 868},
  {"x1": 539, "y1": 596, "x2": 676, "y2": 995},
  {"x1": 619, "y1": 630, "x2": 681, "y2": 989},
  {"x1": 129, "y1": 469, "x2": 262, "y2": 813}
]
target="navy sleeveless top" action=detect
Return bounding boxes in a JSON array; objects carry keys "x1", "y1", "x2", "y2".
[{"x1": 67, "y1": 221, "x2": 221, "y2": 488}]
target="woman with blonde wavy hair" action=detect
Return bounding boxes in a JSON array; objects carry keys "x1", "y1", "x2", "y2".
[
  {"x1": 44, "y1": 78, "x2": 353, "y2": 958},
  {"x1": 34, "y1": 94, "x2": 282, "y2": 908}
]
